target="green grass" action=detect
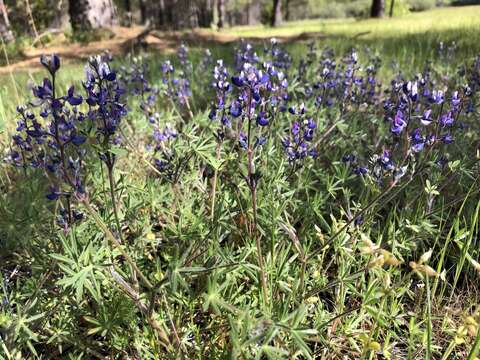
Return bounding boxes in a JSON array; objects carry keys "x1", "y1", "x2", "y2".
[
  {"x1": 1, "y1": 7, "x2": 480, "y2": 358},
  {"x1": 1, "y1": 5, "x2": 480, "y2": 135},
  {"x1": 222, "y1": 6, "x2": 480, "y2": 38},
  {"x1": 0, "y1": 6, "x2": 480, "y2": 134}
]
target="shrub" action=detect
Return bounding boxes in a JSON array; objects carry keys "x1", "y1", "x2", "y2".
[{"x1": 406, "y1": 0, "x2": 437, "y2": 11}]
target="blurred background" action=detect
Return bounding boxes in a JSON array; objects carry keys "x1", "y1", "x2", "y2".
[{"x1": 1, "y1": 0, "x2": 479, "y2": 43}]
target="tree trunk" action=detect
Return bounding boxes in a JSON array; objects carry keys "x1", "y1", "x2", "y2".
[
  {"x1": 139, "y1": 0, "x2": 147, "y2": 24},
  {"x1": 123, "y1": 0, "x2": 132, "y2": 26},
  {"x1": 285, "y1": 0, "x2": 290, "y2": 21},
  {"x1": 389, "y1": 0, "x2": 395, "y2": 17},
  {"x1": 196, "y1": 0, "x2": 213, "y2": 27},
  {"x1": 0, "y1": 0, "x2": 14, "y2": 42},
  {"x1": 271, "y1": 0, "x2": 282, "y2": 27},
  {"x1": 69, "y1": 0, "x2": 117, "y2": 32},
  {"x1": 49, "y1": 0, "x2": 70, "y2": 29},
  {"x1": 217, "y1": 0, "x2": 225, "y2": 28},
  {"x1": 370, "y1": 0, "x2": 385, "y2": 18},
  {"x1": 248, "y1": 1, "x2": 261, "y2": 25}
]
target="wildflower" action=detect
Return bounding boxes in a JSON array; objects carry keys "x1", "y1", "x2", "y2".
[
  {"x1": 40, "y1": 54, "x2": 60, "y2": 75},
  {"x1": 410, "y1": 129, "x2": 425, "y2": 153},
  {"x1": 403, "y1": 81, "x2": 418, "y2": 102},
  {"x1": 282, "y1": 106, "x2": 317, "y2": 164},
  {"x1": 421, "y1": 109, "x2": 433, "y2": 125},
  {"x1": 430, "y1": 90, "x2": 444, "y2": 104},
  {"x1": 379, "y1": 150, "x2": 395, "y2": 170},
  {"x1": 391, "y1": 109, "x2": 407, "y2": 135},
  {"x1": 7, "y1": 55, "x2": 89, "y2": 227}
]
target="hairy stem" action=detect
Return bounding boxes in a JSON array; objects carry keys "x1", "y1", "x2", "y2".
[
  {"x1": 106, "y1": 162, "x2": 123, "y2": 242},
  {"x1": 210, "y1": 141, "x2": 222, "y2": 219},
  {"x1": 81, "y1": 199, "x2": 153, "y2": 290},
  {"x1": 245, "y1": 88, "x2": 268, "y2": 306}
]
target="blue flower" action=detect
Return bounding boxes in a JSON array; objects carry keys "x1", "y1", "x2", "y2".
[
  {"x1": 71, "y1": 133, "x2": 87, "y2": 146},
  {"x1": 440, "y1": 111, "x2": 454, "y2": 127},
  {"x1": 441, "y1": 133, "x2": 453, "y2": 144},
  {"x1": 66, "y1": 86, "x2": 83, "y2": 106},
  {"x1": 410, "y1": 128, "x2": 425, "y2": 153},
  {"x1": 40, "y1": 54, "x2": 60, "y2": 75},
  {"x1": 421, "y1": 109, "x2": 433, "y2": 126},
  {"x1": 379, "y1": 150, "x2": 395, "y2": 170},
  {"x1": 232, "y1": 76, "x2": 244, "y2": 87},
  {"x1": 257, "y1": 111, "x2": 269, "y2": 126},
  {"x1": 230, "y1": 101, "x2": 242, "y2": 117},
  {"x1": 391, "y1": 110, "x2": 406, "y2": 135},
  {"x1": 354, "y1": 166, "x2": 368, "y2": 175},
  {"x1": 430, "y1": 90, "x2": 444, "y2": 104}
]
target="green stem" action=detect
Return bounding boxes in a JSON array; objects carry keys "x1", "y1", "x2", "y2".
[
  {"x1": 210, "y1": 141, "x2": 222, "y2": 219},
  {"x1": 467, "y1": 325, "x2": 480, "y2": 360},
  {"x1": 425, "y1": 275, "x2": 432, "y2": 360},
  {"x1": 81, "y1": 199, "x2": 153, "y2": 290},
  {"x1": 245, "y1": 88, "x2": 268, "y2": 306},
  {"x1": 107, "y1": 164, "x2": 123, "y2": 242}
]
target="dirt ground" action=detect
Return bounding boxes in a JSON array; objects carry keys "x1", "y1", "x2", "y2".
[{"x1": 0, "y1": 26, "x2": 323, "y2": 75}]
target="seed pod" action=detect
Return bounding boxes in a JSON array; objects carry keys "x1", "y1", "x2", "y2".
[{"x1": 419, "y1": 249, "x2": 433, "y2": 264}]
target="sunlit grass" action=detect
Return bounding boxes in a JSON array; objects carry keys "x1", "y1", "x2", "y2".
[
  {"x1": 1, "y1": 6, "x2": 480, "y2": 359},
  {"x1": 222, "y1": 5, "x2": 480, "y2": 38},
  {"x1": 1, "y1": 5, "x2": 479, "y2": 134}
]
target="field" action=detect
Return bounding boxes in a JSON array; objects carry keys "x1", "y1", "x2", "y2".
[{"x1": 1, "y1": 5, "x2": 480, "y2": 359}]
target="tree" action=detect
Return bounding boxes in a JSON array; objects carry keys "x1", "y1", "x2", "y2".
[
  {"x1": 370, "y1": 0, "x2": 385, "y2": 18},
  {"x1": 0, "y1": 0, "x2": 14, "y2": 41},
  {"x1": 68, "y1": 0, "x2": 117, "y2": 32},
  {"x1": 196, "y1": 0, "x2": 214, "y2": 28},
  {"x1": 217, "y1": 0, "x2": 225, "y2": 28},
  {"x1": 271, "y1": 0, "x2": 282, "y2": 27},
  {"x1": 389, "y1": 0, "x2": 395, "y2": 17},
  {"x1": 285, "y1": 0, "x2": 290, "y2": 21}
]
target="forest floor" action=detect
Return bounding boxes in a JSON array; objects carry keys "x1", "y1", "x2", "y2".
[
  {"x1": 0, "y1": 25, "x2": 323, "y2": 75},
  {"x1": 1, "y1": 5, "x2": 479, "y2": 75}
]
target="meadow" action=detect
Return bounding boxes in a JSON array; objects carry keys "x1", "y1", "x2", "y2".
[{"x1": 1, "y1": 5, "x2": 480, "y2": 359}]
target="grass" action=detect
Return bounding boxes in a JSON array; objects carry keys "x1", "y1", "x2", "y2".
[
  {"x1": 1, "y1": 5, "x2": 480, "y2": 134},
  {"x1": 1, "y1": 5, "x2": 480, "y2": 359},
  {"x1": 222, "y1": 6, "x2": 480, "y2": 38}
]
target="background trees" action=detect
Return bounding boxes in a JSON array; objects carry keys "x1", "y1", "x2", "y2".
[
  {"x1": 0, "y1": 0, "x2": 460, "y2": 40},
  {"x1": 271, "y1": 0, "x2": 282, "y2": 26},
  {"x1": 371, "y1": 0, "x2": 385, "y2": 17},
  {"x1": 0, "y1": 0, "x2": 14, "y2": 42},
  {"x1": 68, "y1": 0, "x2": 117, "y2": 32}
]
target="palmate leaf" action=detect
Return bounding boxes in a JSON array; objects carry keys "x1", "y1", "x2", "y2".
[
  {"x1": 49, "y1": 253, "x2": 76, "y2": 265},
  {"x1": 56, "y1": 265, "x2": 96, "y2": 303},
  {"x1": 83, "y1": 315, "x2": 102, "y2": 335}
]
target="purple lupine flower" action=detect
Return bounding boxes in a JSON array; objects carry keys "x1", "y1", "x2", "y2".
[
  {"x1": 421, "y1": 109, "x2": 433, "y2": 125},
  {"x1": 234, "y1": 40, "x2": 259, "y2": 71},
  {"x1": 354, "y1": 166, "x2": 368, "y2": 175},
  {"x1": 160, "y1": 59, "x2": 192, "y2": 110},
  {"x1": 40, "y1": 54, "x2": 60, "y2": 75},
  {"x1": 430, "y1": 90, "x2": 444, "y2": 104},
  {"x1": 410, "y1": 128, "x2": 425, "y2": 153},
  {"x1": 7, "y1": 55, "x2": 87, "y2": 210},
  {"x1": 282, "y1": 104, "x2": 317, "y2": 164},
  {"x1": 403, "y1": 81, "x2": 418, "y2": 102},
  {"x1": 84, "y1": 55, "x2": 127, "y2": 140},
  {"x1": 441, "y1": 133, "x2": 453, "y2": 144},
  {"x1": 451, "y1": 91, "x2": 461, "y2": 107},
  {"x1": 391, "y1": 110, "x2": 406, "y2": 135},
  {"x1": 257, "y1": 111, "x2": 269, "y2": 126},
  {"x1": 440, "y1": 111, "x2": 454, "y2": 127},
  {"x1": 379, "y1": 150, "x2": 395, "y2": 170}
]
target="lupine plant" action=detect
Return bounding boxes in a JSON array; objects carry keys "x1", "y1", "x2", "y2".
[{"x1": 1, "y1": 37, "x2": 480, "y2": 360}]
